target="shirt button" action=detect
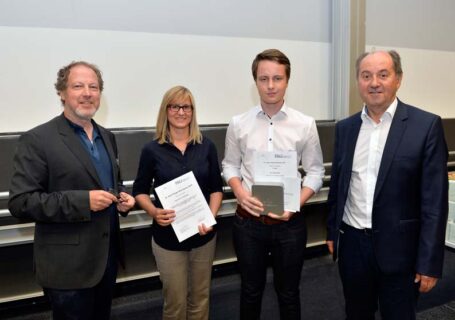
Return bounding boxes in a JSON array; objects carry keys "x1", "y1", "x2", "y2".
[{"x1": 269, "y1": 138, "x2": 272, "y2": 141}]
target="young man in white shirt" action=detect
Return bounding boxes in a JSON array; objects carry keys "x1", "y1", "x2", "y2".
[{"x1": 222, "y1": 49, "x2": 325, "y2": 320}]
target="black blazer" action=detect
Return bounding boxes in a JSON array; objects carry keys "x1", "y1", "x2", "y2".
[
  {"x1": 327, "y1": 100, "x2": 448, "y2": 277},
  {"x1": 9, "y1": 114, "x2": 126, "y2": 289}
]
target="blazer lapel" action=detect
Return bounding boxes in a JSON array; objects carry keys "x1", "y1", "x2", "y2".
[
  {"x1": 345, "y1": 116, "x2": 362, "y2": 175},
  {"x1": 56, "y1": 114, "x2": 102, "y2": 187},
  {"x1": 373, "y1": 101, "x2": 408, "y2": 201},
  {"x1": 340, "y1": 115, "x2": 362, "y2": 198}
]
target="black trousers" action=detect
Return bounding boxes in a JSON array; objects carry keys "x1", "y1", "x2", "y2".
[
  {"x1": 338, "y1": 222, "x2": 419, "y2": 320},
  {"x1": 43, "y1": 249, "x2": 118, "y2": 320},
  {"x1": 233, "y1": 212, "x2": 307, "y2": 320}
]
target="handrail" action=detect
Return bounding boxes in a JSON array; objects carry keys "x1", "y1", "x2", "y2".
[
  {"x1": 0, "y1": 188, "x2": 330, "y2": 247},
  {"x1": 0, "y1": 209, "x2": 10, "y2": 218},
  {"x1": 0, "y1": 162, "x2": 334, "y2": 200},
  {"x1": 2, "y1": 155, "x2": 453, "y2": 201}
]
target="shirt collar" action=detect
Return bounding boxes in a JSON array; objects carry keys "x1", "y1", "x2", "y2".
[
  {"x1": 65, "y1": 116, "x2": 99, "y2": 138},
  {"x1": 361, "y1": 98, "x2": 398, "y2": 123},
  {"x1": 255, "y1": 102, "x2": 288, "y2": 118}
]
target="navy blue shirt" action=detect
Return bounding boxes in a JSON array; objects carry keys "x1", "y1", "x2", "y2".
[
  {"x1": 71, "y1": 123, "x2": 114, "y2": 191},
  {"x1": 133, "y1": 136, "x2": 223, "y2": 251},
  {"x1": 67, "y1": 119, "x2": 118, "y2": 246}
]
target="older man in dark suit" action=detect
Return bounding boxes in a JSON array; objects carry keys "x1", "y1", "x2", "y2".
[
  {"x1": 8, "y1": 61, "x2": 135, "y2": 320},
  {"x1": 326, "y1": 50, "x2": 448, "y2": 320}
]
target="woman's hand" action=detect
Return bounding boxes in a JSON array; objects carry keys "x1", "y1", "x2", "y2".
[
  {"x1": 198, "y1": 223, "x2": 213, "y2": 235},
  {"x1": 151, "y1": 208, "x2": 176, "y2": 226}
]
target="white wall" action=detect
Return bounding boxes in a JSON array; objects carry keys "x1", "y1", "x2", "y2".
[
  {"x1": 2, "y1": 0, "x2": 455, "y2": 132},
  {"x1": 366, "y1": 0, "x2": 455, "y2": 118},
  {"x1": 366, "y1": 45, "x2": 455, "y2": 118},
  {"x1": 0, "y1": 27, "x2": 331, "y2": 132},
  {"x1": 0, "y1": 0, "x2": 332, "y2": 133},
  {"x1": 0, "y1": 0, "x2": 331, "y2": 43}
]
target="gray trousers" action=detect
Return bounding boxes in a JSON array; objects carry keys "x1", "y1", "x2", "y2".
[{"x1": 152, "y1": 236, "x2": 216, "y2": 320}]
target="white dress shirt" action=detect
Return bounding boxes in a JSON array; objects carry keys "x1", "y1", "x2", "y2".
[
  {"x1": 343, "y1": 99, "x2": 398, "y2": 229},
  {"x1": 222, "y1": 103, "x2": 324, "y2": 194}
]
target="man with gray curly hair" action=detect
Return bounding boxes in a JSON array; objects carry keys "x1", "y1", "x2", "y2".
[{"x1": 9, "y1": 61, "x2": 135, "y2": 320}]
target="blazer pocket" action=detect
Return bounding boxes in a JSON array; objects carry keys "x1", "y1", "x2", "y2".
[
  {"x1": 42, "y1": 232, "x2": 80, "y2": 245},
  {"x1": 392, "y1": 156, "x2": 419, "y2": 173},
  {"x1": 399, "y1": 219, "x2": 420, "y2": 233},
  {"x1": 393, "y1": 155, "x2": 414, "y2": 161}
]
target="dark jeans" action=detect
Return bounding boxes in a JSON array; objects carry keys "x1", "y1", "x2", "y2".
[
  {"x1": 43, "y1": 249, "x2": 118, "y2": 320},
  {"x1": 233, "y1": 212, "x2": 307, "y2": 320},
  {"x1": 338, "y1": 222, "x2": 419, "y2": 320}
]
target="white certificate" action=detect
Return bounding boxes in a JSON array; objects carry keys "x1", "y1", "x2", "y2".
[
  {"x1": 253, "y1": 150, "x2": 297, "y2": 179},
  {"x1": 282, "y1": 176, "x2": 301, "y2": 212},
  {"x1": 254, "y1": 151, "x2": 301, "y2": 212},
  {"x1": 155, "y1": 171, "x2": 216, "y2": 242}
]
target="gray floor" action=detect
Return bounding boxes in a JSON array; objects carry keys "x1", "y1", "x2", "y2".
[{"x1": 3, "y1": 250, "x2": 455, "y2": 320}]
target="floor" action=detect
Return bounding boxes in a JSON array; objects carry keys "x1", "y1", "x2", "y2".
[{"x1": 3, "y1": 249, "x2": 455, "y2": 319}]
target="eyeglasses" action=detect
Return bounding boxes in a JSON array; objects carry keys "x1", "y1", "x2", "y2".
[{"x1": 167, "y1": 104, "x2": 193, "y2": 113}]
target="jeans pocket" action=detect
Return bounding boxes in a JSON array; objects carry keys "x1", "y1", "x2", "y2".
[{"x1": 234, "y1": 214, "x2": 248, "y2": 226}]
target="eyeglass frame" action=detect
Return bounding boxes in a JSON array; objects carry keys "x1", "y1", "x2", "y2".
[{"x1": 167, "y1": 104, "x2": 193, "y2": 113}]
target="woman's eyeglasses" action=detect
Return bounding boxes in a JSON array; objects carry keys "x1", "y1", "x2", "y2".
[{"x1": 167, "y1": 104, "x2": 193, "y2": 113}]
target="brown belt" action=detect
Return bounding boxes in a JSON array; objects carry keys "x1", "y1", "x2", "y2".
[{"x1": 236, "y1": 205, "x2": 299, "y2": 225}]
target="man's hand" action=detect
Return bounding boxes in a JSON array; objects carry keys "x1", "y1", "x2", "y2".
[
  {"x1": 415, "y1": 273, "x2": 438, "y2": 293},
  {"x1": 326, "y1": 240, "x2": 334, "y2": 255},
  {"x1": 237, "y1": 191, "x2": 264, "y2": 217},
  {"x1": 116, "y1": 192, "x2": 135, "y2": 213},
  {"x1": 267, "y1": 211, "x2": 294, "y2": 221},
  {"x1": 89, "y1": 190, "x2": 117, "y2": 212},
  {"x1": 228, "y1": 177, "x2": 263, "y2": 217}
]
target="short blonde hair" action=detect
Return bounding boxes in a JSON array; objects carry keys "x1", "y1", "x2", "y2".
[
  {"x1": 252, "y1": 49, "x2": 291, "y2": 81},
  {"x1": 155, "y1": 86, "x2": 202, "y2": 144}
]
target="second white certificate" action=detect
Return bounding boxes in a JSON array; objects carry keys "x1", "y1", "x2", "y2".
[
  {"x1": 253, "y1": 150, "x2": 301, "y2": 212},
  {"x1": 155, "y1": 171, "x2": 216, "y2": 242}
]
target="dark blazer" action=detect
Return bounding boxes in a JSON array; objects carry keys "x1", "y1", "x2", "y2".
[
  {"x1": 327, "y1": 100, "x2": 448, "y2": 277},
  {"x1": 8, "y1": 114, "x2": 126, "y2": 289}
]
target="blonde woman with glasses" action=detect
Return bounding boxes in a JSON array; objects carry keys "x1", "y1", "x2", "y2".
[{"x1": 133, "y1": 86, "x2": 223, "y2": 320}]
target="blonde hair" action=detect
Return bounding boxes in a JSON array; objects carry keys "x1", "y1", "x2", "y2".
[{"x1": 155, "y1": 86, "x2": 202, "y2": 144}]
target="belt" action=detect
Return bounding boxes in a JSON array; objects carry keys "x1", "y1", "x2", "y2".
[
  {"x1": 341, "y1": 221, "x2": 373, "y2": 236},
  {"x1": 236, "y1": 205, "x2": 299, "y2": 225}
]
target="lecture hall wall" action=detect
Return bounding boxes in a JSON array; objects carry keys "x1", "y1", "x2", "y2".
[
  {"x1": 0, "y1": 0, "x2": 454, "y2": 133},
  {"x1": 0, "y1": 0, "x2": 331, "y2": 133},
  {"x1": 366, "y1": 0, "x2": 455, "y2": 120}
]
